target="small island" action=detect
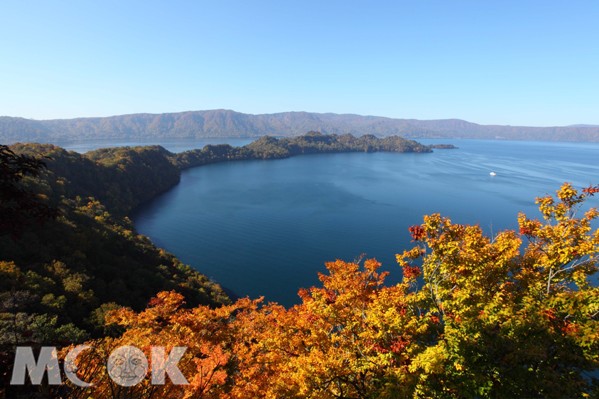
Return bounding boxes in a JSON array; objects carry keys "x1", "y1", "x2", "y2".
[{"x1": 428, "y1": 143, "x2": 458, "y2": 149}]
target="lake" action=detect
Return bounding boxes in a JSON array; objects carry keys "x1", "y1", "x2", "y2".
[{"x1": 131, "y1": 139, "x2": 599, "y2": 306}]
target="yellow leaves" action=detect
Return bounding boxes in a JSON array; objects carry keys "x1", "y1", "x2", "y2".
[
  {"x1": 397, "y1": 246, "x2": 425, "y2": 263},
  {"x1": 104, "y1": 306, "x2": 135, "y2": 327},
  {"x1": 223, "y1": 258, "x2": 430, "y2": 398},
  {"x1": 409, "y1": 344, "x2": 448, "y2": 375},
  {"x1": 150, "y1": 290, "x2": 186, "y2": 310},
  {"x1": 62, "y1": 182, "x2": 599, "y2": 398},
  {"x1": 557, "y1": 182, "x2": 579, "y2": 204},
  {"x1": 184, "y1": 344, "x2": 229, "y2": 399},
  {"x1": 0, "y1": 260, "x2": 20, "y2": 278},
  {"x1": 516, "y1": 183, "x2": 599, "y2": 297},
  {"x1": 584, "y1": 207, "x2": 599, "y2": 221},
  {"x1": 68, "y1": 291, "x2": 237, "y2": 399},
  {"x1": 405, "y1": 212, "x2": 525, "y2": 321},
  {"x1": 364, "y1": 258, "x2": 381, "y2": 273},
  {"x1": 536, "y1": 194, "x2": 556, "y2": 220},
  {"x1": 518, "y1": 212, "x2": 542, "y2": 236},
  {"x1": 537, "y1": 183, "x2": 598, "y2": 224}
]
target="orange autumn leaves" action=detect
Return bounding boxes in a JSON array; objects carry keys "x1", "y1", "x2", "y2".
[{"x1": 65, "y1": 183, "x2": 599, "y2": 399}]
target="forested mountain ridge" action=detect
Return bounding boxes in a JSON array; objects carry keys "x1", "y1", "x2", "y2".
[{"x1": 2, "y1": 109, "x2": 599, "y2": 142}]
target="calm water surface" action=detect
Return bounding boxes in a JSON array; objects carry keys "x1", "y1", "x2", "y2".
[{"x1": 132, "y1": 140, "x2": 599, "y2": 305}]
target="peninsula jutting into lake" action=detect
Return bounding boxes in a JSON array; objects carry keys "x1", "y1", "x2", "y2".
[{"x1": 1, "y1": 132, "x2": 437, "y2": 331}]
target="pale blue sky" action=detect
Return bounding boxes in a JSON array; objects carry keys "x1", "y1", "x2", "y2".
[{"x1": 1, "y1": 1, "x2": 598, "y2": 125}]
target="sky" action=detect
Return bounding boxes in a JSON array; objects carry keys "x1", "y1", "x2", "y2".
[{"x1": 1, "y1": 0, "x2": 598, "y2": 126}]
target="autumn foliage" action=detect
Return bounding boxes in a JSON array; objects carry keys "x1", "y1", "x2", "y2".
[{"x1": 63, "y1": 183, "x2": 599, "y2": 398}]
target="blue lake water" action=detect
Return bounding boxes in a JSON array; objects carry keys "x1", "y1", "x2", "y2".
[{"x1": 131, "y1": 139, "x2": 599, "y2": 306}]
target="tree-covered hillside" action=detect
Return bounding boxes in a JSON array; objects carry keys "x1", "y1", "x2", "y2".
[
  {"x1": 0, "y1": 132, "x2": 431, "y2": 348},
  {"x1": 0, "y1": 144, "x2": 229, "y2": 353},
  {"x1": 11, "y1": 144, "x2": 180, "y2": 216}
]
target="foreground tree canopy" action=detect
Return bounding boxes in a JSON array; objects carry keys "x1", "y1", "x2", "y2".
[
  {"x1": 1, "y1": 138, "x2": 596, "y2": 398},
  {"x1": 58, "y1": 183, "x2": 598, "y2": 399}
]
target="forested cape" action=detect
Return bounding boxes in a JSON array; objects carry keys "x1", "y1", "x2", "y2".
[{"x1": 2, "y1": 133, "x2": 598, "y2": 398}]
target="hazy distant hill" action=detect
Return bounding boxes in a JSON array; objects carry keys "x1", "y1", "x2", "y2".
[{"x1": 2, "y1": 110, "x2": 599, "y2": 142}]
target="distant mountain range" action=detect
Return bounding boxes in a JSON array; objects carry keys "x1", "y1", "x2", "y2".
[{"x1": 2, "y1": 109, "x2": 599, "y2": 142}]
